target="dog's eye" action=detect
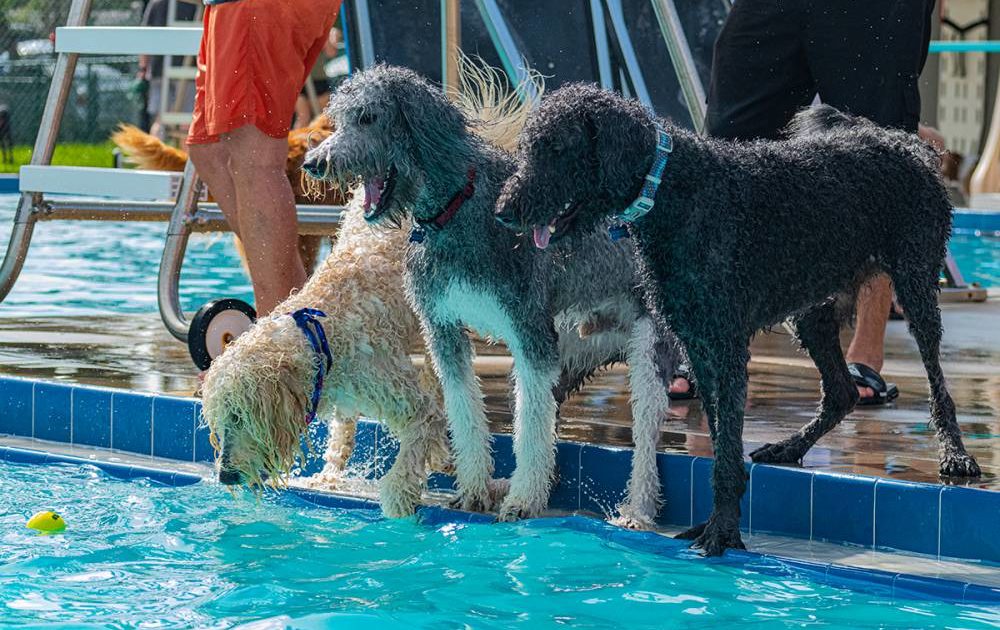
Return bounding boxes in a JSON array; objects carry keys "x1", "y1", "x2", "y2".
[{"x1": 358, "y1": 111, "x2": 377, "y2": 126}]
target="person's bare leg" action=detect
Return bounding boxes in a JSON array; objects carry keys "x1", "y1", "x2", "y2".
[
  {"x1": 294, "y1": 95, "x2": 311, "y2": 129},
  {"x1": 845, "y1": 274, "x2": 893, "y2": 399},
  {"x1": 225, "y1": 125, "x2": 307, "y2": 314},
  {"x1": 187, "y1": 140, "x2": 242, "y2": 236}
]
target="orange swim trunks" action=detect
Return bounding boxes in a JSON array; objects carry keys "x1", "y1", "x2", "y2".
[{"x1": 187, "y1": 0, "x2": 342, "y2": 145}]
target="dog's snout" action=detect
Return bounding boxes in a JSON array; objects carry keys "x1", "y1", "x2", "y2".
[
  {"x1": 218, "y1": 467, "x2": 242, "y2": 485},
  {"x1": 302, "y1": 155, "x2": 329, "y2": 178}
]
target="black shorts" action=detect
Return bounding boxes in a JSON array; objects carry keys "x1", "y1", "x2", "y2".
[{"x1": 705, "y1": 0, "x2": 935, "y2": 140}]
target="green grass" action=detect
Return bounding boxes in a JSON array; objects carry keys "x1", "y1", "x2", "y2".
[{"x1": 1, "y1": 142, "x2": 118, "y2": 174}]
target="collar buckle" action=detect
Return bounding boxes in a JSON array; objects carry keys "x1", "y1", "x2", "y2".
[
  {"x1": 622, "y1": 196, "x2": 654, "y2": 222},
  {"x1": 409, "y1": 167, "x2": 477, "y2": 245},
  {"x1": 613, "y1": 123, "x2": 672, "y2": 229}
]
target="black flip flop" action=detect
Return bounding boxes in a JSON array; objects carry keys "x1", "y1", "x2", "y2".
[
  {"x1": 848, "y1": 362, "x2": 899, "y2": 406},
  {"x1": 668, "y1": 364, "x2": 698, "y2": 401}
]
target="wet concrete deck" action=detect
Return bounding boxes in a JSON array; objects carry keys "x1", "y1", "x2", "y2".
[{"x1": 1, "y1": 298, "x2": 997, "y2": 490}]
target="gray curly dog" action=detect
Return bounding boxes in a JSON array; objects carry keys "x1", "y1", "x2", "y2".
[
  {"x1": 303, "y1": 66, "x2": 677, "y2": 527},
  {"x1": 495, "y1": 83, "x2": 981, "y2": 555}
]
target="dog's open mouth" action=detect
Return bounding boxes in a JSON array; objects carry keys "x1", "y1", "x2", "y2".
[
  {"x1": 362, "y1": 165, "x2": 398, "y2": 222},
  {"x1": 532, "y1": 201, "x2": 581, "y2": 249}
]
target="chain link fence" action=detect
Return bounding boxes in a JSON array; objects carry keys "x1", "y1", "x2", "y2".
[{"x1": 1, "y1": 0, "x2": 145, "y2": 148}]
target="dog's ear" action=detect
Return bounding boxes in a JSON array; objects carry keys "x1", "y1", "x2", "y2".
[
  {"x1": 392, "y1": 79, "x2": 470, "y2": 171},
  {"x1": 587, "y1": 95, "x2": 653, "y2": 195}
]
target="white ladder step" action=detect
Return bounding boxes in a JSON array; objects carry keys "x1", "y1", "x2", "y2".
[
  {"x1": 19, "y1": 166, "x2": 184, "y2": 201},
  {"x1": 55, "y1": 26, "x2": 201, "y2": 56},
  {"x1": 159, "y1": 112, "x2": 194, "y2": 126},
  {"x1": 164, "y1": 66, "x2": 198, "y2": 80}
]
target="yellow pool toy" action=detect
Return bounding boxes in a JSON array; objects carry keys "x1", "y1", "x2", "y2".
[{"x1": 26, "y1": 511, "x2": 66, "y2": 534}]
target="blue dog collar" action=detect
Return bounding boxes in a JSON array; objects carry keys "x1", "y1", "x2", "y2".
[
  {"x1": 615, "y1": 123, "x2": 672, "y2": 225},
  {"x1": 290, "y1": 308, "x2": 333, "y2": 424}
]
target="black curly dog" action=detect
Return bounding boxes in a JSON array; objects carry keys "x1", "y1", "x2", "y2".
[{"x1": 495, "y1": 83, "x2": 981, "y2": 555}]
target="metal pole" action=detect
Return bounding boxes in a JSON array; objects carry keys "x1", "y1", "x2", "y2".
[
  {"x1": 0, "y1": 0, "x2": 94, "y2": 303},
  {"x1": 473, "y1": 0, "x2": 539, "y2": 102},
  {"x1": 589, "y1": 0, "x2": 614, "y2": 89},
  {"x1": 604, "y1": 0, "x2": 652, "y2": 108},
  {"x1": 353, "y1": 0, "x2": 375, "y2": 68},
  {"x1": 442, "y1": 0, "x2": 461, "y2": 93},
  {"x1": 38, "y1": 199, "x2": 344, "y2": 231},
  {"x1": 649, "y1": 0, "x2": 707, "y2": 132},
  {"x1": 157, "y1": 159, "x2": 203, "y2": 342}
]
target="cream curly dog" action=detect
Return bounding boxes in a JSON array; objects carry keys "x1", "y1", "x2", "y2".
[{"x1": 201, "y1": 193, "x2": 452, "y2": 517}]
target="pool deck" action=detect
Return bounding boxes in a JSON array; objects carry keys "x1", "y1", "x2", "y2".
[{"x1": 0, "y1": 296, "x2": 997, "y2": 491}]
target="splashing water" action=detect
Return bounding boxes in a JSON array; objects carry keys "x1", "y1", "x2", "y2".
[{"x1": 1, "y1": 460, "x2": 997, "y2": 628}]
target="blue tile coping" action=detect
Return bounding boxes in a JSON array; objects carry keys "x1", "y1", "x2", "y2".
[
  {"x1": 0, "y1": 444, "x2": 202, "y2": 486},
  {"x1": 2, "y1": 443, "x2": 998, "y2": 607},
  {"x1": 1, "y1": 375, "x2": 998, "y2": 567},
  {"x1": 953, "y1": 208, "x2": 1000, "y2": 233}
]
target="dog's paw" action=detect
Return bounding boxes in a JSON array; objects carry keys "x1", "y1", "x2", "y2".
[
  {"x1": 750, "y1": 439, "x2": 806, "y2": 465},
  {"x1": 379, "y1": 470, "x2": 421, "y2": 518},
  {"x1": 674, "y1": 521, "x2": 707, "y2": 541},
  {"x1": 610, "y1": 510, "x2": 655, "y2": 531},
  {"x1": 497, "y1": 492, "x2": 545, "y2": 522},
  {"x1": 689, "y1": 517, "x2": 745, "y2": 557},
  {"x1": 449, "y1": 485, "x2": 496, "y2": 513},
  {"x1": 940, "y1": 451, "x2": 982, "y2": 478}
]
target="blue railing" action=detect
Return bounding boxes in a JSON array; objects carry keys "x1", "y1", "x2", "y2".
[{"x1": 929, "y1": 41, "x2": 1000, "y2": 53}]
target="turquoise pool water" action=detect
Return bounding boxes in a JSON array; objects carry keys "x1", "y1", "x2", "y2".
[
  {"x1": 0, "y1": 194, "x2": 255, "y2": 316},
  {"x1": 950, "y1": 232, "x2": 1000, "y2": 288},
  {"x1": 1, "y1": 461, "x2": 998, "y2": 628},
  {"x1": 0, "y1": 195, "x2": 996, "y2": 318}
]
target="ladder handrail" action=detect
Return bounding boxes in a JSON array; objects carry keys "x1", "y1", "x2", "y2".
[
  {"x1": 1, "y1": 3, "x2": 346, "y2": 337},
  {"x1": 0, "y1": 0, "x2": 95, "y2": 304}
]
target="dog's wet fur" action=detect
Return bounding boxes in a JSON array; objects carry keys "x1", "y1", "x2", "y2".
[
  {"x1": 496, "y1": 83, "x2": 981, "y2": 555},
  {"x1": 306, "y1": 66, "x2": 677, "y2": 527}
]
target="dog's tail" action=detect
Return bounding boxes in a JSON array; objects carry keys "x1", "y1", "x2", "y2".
[
  {"x1": 450, "y1": 53, "x2": 544, "y2": 152},
  {"x1": 111, "y1": 124, "x2": 188, "y2": 171},
  {"x1": 785, "y1": 104, "x2": 867, "y2": 138},
  {"x1": 787, "y1": 103, "x2": 941, "y2": 171}
]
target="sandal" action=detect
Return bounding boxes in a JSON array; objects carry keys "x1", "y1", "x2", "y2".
[
  {"x1": 668, "y1": 363, "x2": 698, "y2": 401},
  {"x1": 848, "y1": 362, "x2": 899, "y2": 406}
]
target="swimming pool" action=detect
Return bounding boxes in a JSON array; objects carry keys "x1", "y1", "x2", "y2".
[
  {"x1": 0, "y1": 194, "x2": 254, "y2": 316},
  {"x1": 0, "y1": 194, "x2": 995, "y2": 318},
  {"x1": 950, "y1": 232, "x2": 1000, "y2": 288},
  {"x1": 2, "y1": 458, "x2": 997, "y2": 628}
]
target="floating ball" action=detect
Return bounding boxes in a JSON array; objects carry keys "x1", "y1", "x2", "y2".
[{"x1": 26, "y1": 511, "x2": 66, "y2": 534}]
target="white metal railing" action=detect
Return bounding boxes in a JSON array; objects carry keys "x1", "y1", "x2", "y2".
[{"x1": 1, "y1": 1, "x2": 346, "y2": 343}]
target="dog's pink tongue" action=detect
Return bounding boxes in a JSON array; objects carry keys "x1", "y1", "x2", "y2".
[
  {"x1": 533, "y1": 224, "x2": 552, "y2": 249},
  {"x1": 363, "y1": 177, "x2": 384, "y2": 211}
]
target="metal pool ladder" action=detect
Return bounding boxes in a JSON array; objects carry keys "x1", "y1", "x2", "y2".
[{"x1": 0, "y1": 0, "x2": 345, "y2": 343}]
